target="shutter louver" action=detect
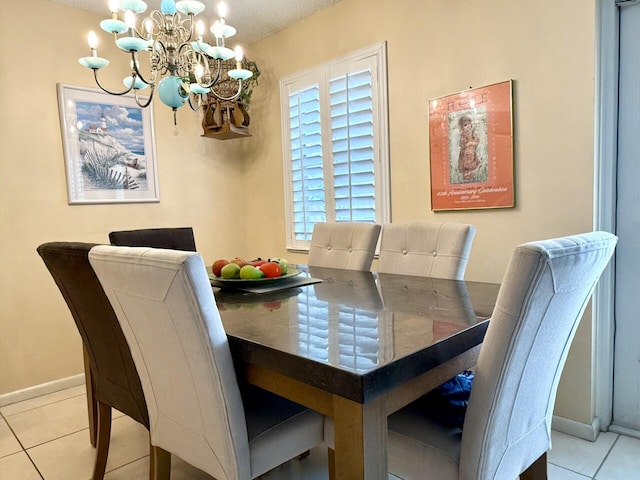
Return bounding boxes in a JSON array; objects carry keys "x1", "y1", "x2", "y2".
[
  {"x1": 330, "y1": 69, "x2": 376, "y2": 223},
  {"x1": 289, "y1": 85, "x2": 326, "y2": 241}
]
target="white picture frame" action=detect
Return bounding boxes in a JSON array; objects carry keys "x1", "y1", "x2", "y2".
[{"x1": 57, "y1": 83, "x2": 159, "y2": 204}]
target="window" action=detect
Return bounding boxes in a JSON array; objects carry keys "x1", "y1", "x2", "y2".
[{"x1": 280, "y1": 42, "x2": 390, "y2": 251}]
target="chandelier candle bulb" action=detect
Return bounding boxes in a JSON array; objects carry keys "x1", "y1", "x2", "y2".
[
  {"x1": 124, "y1": 10, "x2": 135, "y2": 35},
  {"x1": 217, "y1": 1, "x2": 227, "y2": 20},
  {"x1": 196, "y1": 20, "x2": 204, "y2": 42},
  {"x1": 109, "y1": 0, "x2": 119, "y2": 18},
  {"x1": 78, "y1": 30, "x2": 110, "y2": 69},
  {"x1": 88, "y1": 31, "x2": 98, "y2": 56},
  {"x1": 229, "y1": 46, "x2": 252, "y2": 81},
  {"x1": 234, "y1": 46, "x2": 243, "y2": 70},
  {"x1": 212, "y1": 20, "x2": 224, "y2": 43}
]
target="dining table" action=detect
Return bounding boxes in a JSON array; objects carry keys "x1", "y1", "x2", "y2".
[{"x1": 211, "y1": 265, "x2": 500, "y2": 480}]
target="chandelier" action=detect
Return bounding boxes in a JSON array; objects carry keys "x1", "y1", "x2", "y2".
[{"x1": 79, "y1": 0, "x2": 253, "y2": 125}]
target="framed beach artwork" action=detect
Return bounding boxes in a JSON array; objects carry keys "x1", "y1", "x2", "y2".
[
  {"x1": 57, "y1": 84, "x2": 159, "y2": 204},
  {"x1": 428, "y1": 80, "x2": 514, "y2": 211}
]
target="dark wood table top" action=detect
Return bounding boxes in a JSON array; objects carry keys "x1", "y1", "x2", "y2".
[{"x1": 214, "y1": 265, "x2": 500, "y2": 404}]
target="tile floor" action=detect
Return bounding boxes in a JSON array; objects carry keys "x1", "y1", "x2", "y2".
[{"x1": 1, "y1": 385, "x2": 640, "y2": 479}]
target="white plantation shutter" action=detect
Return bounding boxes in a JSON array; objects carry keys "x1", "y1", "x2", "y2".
[
  {"x1": 289, "y1": 85, "x2": 326, "y2": 241},
  {"x1": 281, "y1": 42, "x2": 389, "y2": 250},
  {"x1": 330, "y1": 68, "x2": 376, "y2": 223}
]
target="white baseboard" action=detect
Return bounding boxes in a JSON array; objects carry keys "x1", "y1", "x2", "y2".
[
  {"x1": 0, "y1": 374, "x2": 85, "y2": 408},
  {"x1": 608, "y1": 424, "x2": 640, "y2": 440},
  {"x1": 552, "y1": 414, "x2": 600, "y2": 442},
  {"x1": 0, "y1": 377, "x2": 605, "y2": 444}
]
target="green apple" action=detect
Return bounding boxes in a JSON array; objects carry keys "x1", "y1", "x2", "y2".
[
  {"x1": 220, "y1": 262, "x2": 241, "y2": 279},
  {"x1": 240, "y1": 265, "x2": 265, "y2": 280},
  {"x1": 271, "y1": 257, "x2": 289, "y2": 274}
]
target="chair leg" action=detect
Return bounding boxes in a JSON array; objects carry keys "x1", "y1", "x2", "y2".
[
  {"x1": 92, "y1": 401, "x2": 112, "y2": 480},
  {"x1": 520, "y1": 451, "x2": 547, "y2": 480},
  {"x1": 150, "y1": 444, "x2": 171, "y2": 480},
  {"x1": 83, "y1": 345, "x2": 98, "y2": 447},
  {"x1": 327, "y1": 447, "x2": 336, "y2": 480}
]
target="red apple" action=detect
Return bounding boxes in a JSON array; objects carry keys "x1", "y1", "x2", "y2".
[
  {"x1": 212, "y1": 259, "x2": 229, "y2": 277},
  {"x1": 259, "y1": 261, "x2": 282, "y2": 278}
]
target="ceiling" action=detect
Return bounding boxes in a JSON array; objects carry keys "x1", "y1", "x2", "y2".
[{"x1": 52, "y1": 0, "x2": 340, "y2": 46}]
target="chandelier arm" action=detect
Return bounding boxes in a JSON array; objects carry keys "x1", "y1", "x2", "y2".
[
  {"x1": 131, "y1": 51, "x2": 158, "y2": 88},
  {"x1": 133, "y1": 87, "x2": 155, "y2": 108},
  {"x1": 208, "y1": 79, "x2": 245, "y2": 102},
  {"x1": 177, "y1": 42, "x2": 196, "y2": 76},
  {"x1": 93, "y1": 69, "x2": 136, "y2": 96},
  {"x1": 197, "y1": 57, "x2": 223, "y2": 89},
  {"x1": 181, "y1": 13, "x2": 196, "y2": 43},
  {"x1": 150, "y1": 40, "x2": 172, "y2": 78},
  {"x1": 149, "y1": 10, "x2": 164, "y2": 31},
  {"x1": 187, "y1": 93, "x2": 203, "y2": 112}
]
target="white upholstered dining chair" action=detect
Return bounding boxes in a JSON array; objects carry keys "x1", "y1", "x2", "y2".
[
  {"x1": 89, "y1": 245, "x2": 324, "y2": 480},
  {"x1": 386, "y1": 231, "x2": 617, "y2": 480},
  {"x1": 377, "y1": 222, "x2": 476, "y2": 280},
  {"x1": 307, "y1": 222, "x2": 382, "y2": 270}
]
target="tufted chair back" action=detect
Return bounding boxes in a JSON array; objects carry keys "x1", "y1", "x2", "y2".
[
  {"x1": 307, "y1": 222, "x2": 381, "y2": 271},
  {"x1": 378, "y1": 222, "x2": 476, "y2": 280}
]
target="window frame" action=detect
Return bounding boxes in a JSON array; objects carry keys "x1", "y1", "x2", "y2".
[{"x1": 279, "y1": 41, "x2": 390, "y2": 251}]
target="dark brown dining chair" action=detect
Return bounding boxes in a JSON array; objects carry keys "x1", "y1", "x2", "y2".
[
  {"x1": 108, "y1": 227, "x2": 197, "y2": 251},
  {"x1": 37, "y1": 242, "x2": 149, "y2": 480}
]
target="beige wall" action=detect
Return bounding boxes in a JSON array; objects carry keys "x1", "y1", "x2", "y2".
[
  {"x1": 0, "y1": 0, "x2": 597, "y2": 424},
  {"x1": 246, "y1": 0, "x2": 597, "y2": 423},
  {"x1": 0, "y1": 0, "x2": 250, "y2": 394}
]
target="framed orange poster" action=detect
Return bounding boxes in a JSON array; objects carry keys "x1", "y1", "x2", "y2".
[{"x1": 429, "y1": 80, "x2": 514, "y2": 211}]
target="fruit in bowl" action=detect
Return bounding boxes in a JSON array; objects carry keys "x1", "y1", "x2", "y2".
[
  {"x1": 212, "y1": 259, "x2": 229, "y2": 277},
  {"x1": 240, "y1": 265, "x2": 265, "y2": 280},
  {"x1": 212, "y1": 256, "x2": 290, "y2": 279},
  {"x1": 271, "y1": 258, "x2": 289, "y2": 274},
  {"x1": 250, "y1": 258, "x2": 267, "y2": 267},
  {"x1": 220, "y1": 263, "x2": 241, "y2": 279},
  {"x1": 230, "y1": 256, "x2": 249, "y2": 267},
  {"x1": 259, "y1": 261, "x2": 281, "y2": 278}
]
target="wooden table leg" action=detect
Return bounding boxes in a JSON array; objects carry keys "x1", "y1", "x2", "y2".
[
  {"x1": 332, "y1": 394, "x2": 387, "y2": 480},
  {"x1": 243, "y1": 363, "x2": 390, "y2": 479}
]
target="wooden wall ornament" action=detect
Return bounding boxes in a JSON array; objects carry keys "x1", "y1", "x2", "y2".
[{"x1": 201, "y1": 96, "x2": 251, "y2": 140}]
